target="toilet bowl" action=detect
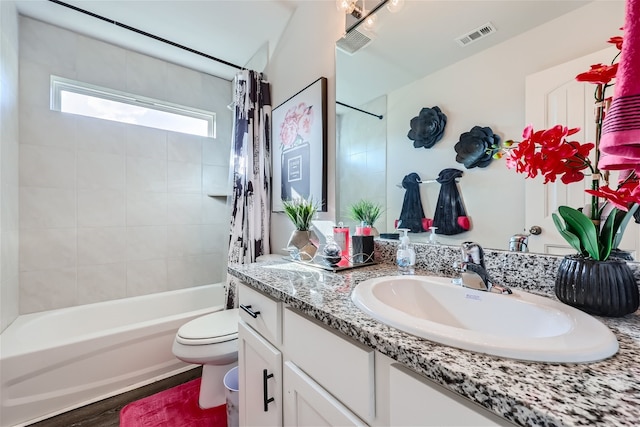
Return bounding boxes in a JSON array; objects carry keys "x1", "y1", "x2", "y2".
[{"x1": 172, "y1": 308, "x2": 239, "y2": 408}]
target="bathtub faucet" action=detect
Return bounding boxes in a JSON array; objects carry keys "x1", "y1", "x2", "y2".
[{"x1": 453, "y1": 242, "x2": 512, "y2": 295}]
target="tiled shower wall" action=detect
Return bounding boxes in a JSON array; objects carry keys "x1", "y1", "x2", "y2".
[
  {"x1": 336, "y1": 95, "x2": 387, "y2": 228},
  {"x1": 18, "y1": 17, "x2": 233, "y2": 314},
  {"x1": 1, "y1": 1, "x2": 20, "y2": 331}
]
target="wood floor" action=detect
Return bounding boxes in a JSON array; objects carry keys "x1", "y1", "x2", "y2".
[{"x1": 27, "y1": 367, "x2": 202, "y2": 427}]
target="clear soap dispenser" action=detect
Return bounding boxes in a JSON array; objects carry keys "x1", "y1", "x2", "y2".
[{"x1": 396, "y1": 228, "x2": 415, "y2": 275}]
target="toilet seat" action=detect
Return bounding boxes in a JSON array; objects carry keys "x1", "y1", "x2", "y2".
[{"x1": 176, "y1": 309, "x2": 239, "y2": 345}]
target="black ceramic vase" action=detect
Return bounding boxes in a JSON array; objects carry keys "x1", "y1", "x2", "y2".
[{"x1": 555, "y1": 255, "x2": 639, "y2": 317}]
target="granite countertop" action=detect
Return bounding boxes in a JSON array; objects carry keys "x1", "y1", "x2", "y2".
[{"x1": 228, "y1": 259, "x2": 640, "y2": 427}]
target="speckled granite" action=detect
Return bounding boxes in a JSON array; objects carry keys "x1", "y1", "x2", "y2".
[{"x1": 228, "y1": 241, "x2": 640, "y2": 427}]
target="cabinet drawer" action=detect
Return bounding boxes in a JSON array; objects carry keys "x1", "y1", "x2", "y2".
[
  {"x1": 389, "y1": 363, "x2": 515, "y2": 426},
  {"x1": 284, "y1": 308, "x2": 375, "y2": 422},
  {"x1": 238, "y1": 283, "x2": 282, "y2": 345}
]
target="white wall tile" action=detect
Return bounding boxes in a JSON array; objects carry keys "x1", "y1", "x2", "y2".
[
  {"x1": 76, "y1": 35, "x2": 127, "y2": 90},
  {"x1": 76, "y1": 115, "x2": 126, "y2": 155},
  {"x1": 203, "y1": 164, "x2": 230, "y2": 195},
  {"x1": 19, "y1": 17, "x2": 76, "y2": 76},
  {"x1": 201, "y1": 224, "x2": 227, "y2": 254},
  {"x1": 202, "y1": 139, "x2": 230, "y2": 166},
  {"x1": 126, "y1": 191, "x2": 167, "y2": 226},
  {"x1": 77, "y1": 227, "x2": 126, "y2": 265},
  {"x1": 19, "y1": 228, "x2": 77, "y2": 271},
  {"x1": 202, "y1": 196, "x2": 229, "y2": 225},
  {"x1": 126, "y1": 157, "x2": 167, "y2": 192},
  {"x1": 198, "y1": 254, "x2": 224, "y2": 285},
  {"x1": 126, "y1": 53, "x2": 167, "y2": 100},
  {"x1": 165, "y1": 63, "x2": 202, "y2": 108},
  {"x1": 167, "y1": 194, "x2": 202, "y2": 225},
  {"x1": 20, "y1": 107, "x2": 77, "y2": 149},
  {"x1": 167, "y1": 256, "x2": 202, "y2": 290},
  {"x1": 168, "y1": 132, "x2": 203, "y2": 163},
  {"x1": 77, "y1": 151, "x2": 125, "y2": 191},
  {"x1": 20, "y1": 187, "x2": 76, "y2": 229},
  {"x1": 77, "y1": 189, "x2": 125, "y2": 227},
  {"x1": 19, "y1": 59, "x2": 56, "y2": 109},
  {"x1": 168, "y1": 161, "x2": 201, "y2": 193},
  {"x1": 126, "y1": 258, "x2": 168, "y2": 297},
  {"x1": 77, "y1": 263, "x2": 127, "y2": 304},
  {"x1": 126, "y1": 225, "x2": 167, "y2": 261},
  {"x1": 126, "y1": 125, "x2": 167, "y2": 160},
  {"x1": 167, "y1": 225, "x2": 203, "y2": 257},
  {"x1": 19, "y1": 144, "x2": 76, "y2": 189},
  {"x1": 19, "y1": 267, "x2": 76, "y2": 313}
]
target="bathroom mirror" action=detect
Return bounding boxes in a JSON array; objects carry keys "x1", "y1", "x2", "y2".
[{"x1": 335, "y1": 0, "x2": 637, "y2": 256}]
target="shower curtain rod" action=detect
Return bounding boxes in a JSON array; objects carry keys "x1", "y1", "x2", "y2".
[
  {"x1": 48, "y1": 0, "x2": 243, "y2": 72},
  {"x1": 336, "y1": 101, "x2": 383, "y2": 119}
]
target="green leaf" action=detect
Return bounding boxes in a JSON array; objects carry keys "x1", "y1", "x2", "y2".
[
  {"x1": 558, "y1": 206, "x2": 600, "y2": 260},
  {"x1": 612, "y1": 204, "x2": 639, "y2": 249},
  {"x1": 598, "y1": 209, "x2": 618, "y2": 260},
  {"x1": 552, "y1": 212, "x2": 584, "y2": 255}
]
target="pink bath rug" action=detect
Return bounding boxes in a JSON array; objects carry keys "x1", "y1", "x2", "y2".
[{"x1": 119, "y1": 378, "x2": 227, "y2": 427}]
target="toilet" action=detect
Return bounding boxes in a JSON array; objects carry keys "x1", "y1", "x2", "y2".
[{"x1": 172, "y1": 308, "x2": 239, "y2": 408}]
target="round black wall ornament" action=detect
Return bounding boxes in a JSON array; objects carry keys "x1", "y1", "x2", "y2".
[
  {"x1": 454, "y1": 125, "x2": 500, "y2": 169},
  {"x1": 407, "y1": 106, "x2": 447, "y2": 149}
]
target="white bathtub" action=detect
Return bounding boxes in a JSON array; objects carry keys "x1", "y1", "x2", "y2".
[{"x1": 0, "y1": 283, "x2": 225, "y2": 427}]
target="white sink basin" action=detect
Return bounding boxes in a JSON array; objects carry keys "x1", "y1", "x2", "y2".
[{"x1": 351, "y1": 275, "x2": 618, "y2": 363}]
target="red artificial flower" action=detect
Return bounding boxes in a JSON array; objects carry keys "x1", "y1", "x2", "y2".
[
  {"x1": 576, "y1": 63, "x2": 619, "y2": 85},
  {"x1": 586, "y1": 180, "x2": 640, "y2": 211},
  {"x1": 508, "y1": 125, "x2": 593, "y2": 184},
  {"x1": 608, "y1": 36, "x2": 623, "y2": 50}
]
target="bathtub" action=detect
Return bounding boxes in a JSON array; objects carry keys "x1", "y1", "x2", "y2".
[{"x1": 0, "y1": 283, "x2": 225, "y2": 427}]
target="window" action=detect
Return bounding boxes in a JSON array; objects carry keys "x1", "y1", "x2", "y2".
[{"x1": 50, "y1": 76, "x2": 215, "y2": 138}]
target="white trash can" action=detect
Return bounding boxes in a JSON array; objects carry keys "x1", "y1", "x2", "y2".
[{"x1": 223, "y1": 366, "x2": 239, "y2": 427}]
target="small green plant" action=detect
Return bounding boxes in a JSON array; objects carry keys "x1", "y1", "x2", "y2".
[
  {"x1": 282, "y1": 197, "x2": 318, "y2": 231},
  {"x1": 349, "y1": 199, "x2": 383, "y2": 226}
]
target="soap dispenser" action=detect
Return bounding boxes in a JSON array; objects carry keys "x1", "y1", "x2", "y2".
[{"x1": 396, "y1": 228, "x2": 415, "y2": 275}]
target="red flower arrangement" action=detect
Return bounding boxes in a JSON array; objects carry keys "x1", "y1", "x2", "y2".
[{"x1": 501, "y1": 32, "x2": 640, "y2": 261}]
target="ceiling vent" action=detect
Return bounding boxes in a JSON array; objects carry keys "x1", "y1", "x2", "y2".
[
  {"x1": 455, "y1": 22, "x2": 497, "y2": 47},
  {"x1": 336, "y1": 28, "x2": 375, "y2": 55}
]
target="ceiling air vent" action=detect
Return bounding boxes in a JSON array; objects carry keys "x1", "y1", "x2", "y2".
[
  {"x1": 336, "y1": 28, "x2": 374, "y2": 55},
  {"x1": 455, "y1": 22, "x2": 497, "y2": 47}
]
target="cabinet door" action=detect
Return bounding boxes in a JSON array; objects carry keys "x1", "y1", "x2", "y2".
[
  {"x1": 238, "y1": 321, "x2": 282, "y2": 427},
  {"x1": 389, "y1": 364, "x2": 515, "y2": 426},
  {"x1": 283, "y1": 361, "x2": 367, "y2": 427}
]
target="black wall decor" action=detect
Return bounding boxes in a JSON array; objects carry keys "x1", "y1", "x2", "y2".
[
  {"x1": 407, "y1": 106, "x2": 447, "y2": 149},
  {"x1": 454, "y1": 125, "x2": 500, "y2": 169}
]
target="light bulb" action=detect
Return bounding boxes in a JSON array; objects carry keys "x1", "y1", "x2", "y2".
[
  {"x1": 386, "y1": 0, "x2": 404, "y2": 13},
  {"x1": 362, "y1": 13, "x2": 378, "y2": 31},
  {"x1": 336, "y1": 0, "x2": 355, "y2": 13}
]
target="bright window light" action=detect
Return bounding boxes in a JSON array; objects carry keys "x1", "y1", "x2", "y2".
[{"x1": 51, "y1": 76, "x2": 215, "y2": 138}]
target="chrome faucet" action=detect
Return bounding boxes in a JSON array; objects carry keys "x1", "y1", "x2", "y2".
[{"x1": 454, "y1": 242, "x2": 512, "y2": 294}]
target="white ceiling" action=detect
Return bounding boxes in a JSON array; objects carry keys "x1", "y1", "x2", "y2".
[{"x1": 16, "y1": 0, "x2": 593, "y2": 104}]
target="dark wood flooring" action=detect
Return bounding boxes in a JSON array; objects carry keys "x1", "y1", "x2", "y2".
[{"x1": 27, "y1": 367, "x2": 202, "y2": 427}]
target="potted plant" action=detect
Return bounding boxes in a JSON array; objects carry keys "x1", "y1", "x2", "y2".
[
  {"x1": 499, "y1": 31, "x2": 640, "y2": 317},
  {"x1": 349, "y1": 199, "x2": 383, "y2": 236},
  {"x1": 282, "y1": 197, "x2": 318, "y2": 259}
]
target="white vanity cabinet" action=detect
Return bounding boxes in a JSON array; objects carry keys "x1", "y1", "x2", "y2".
[
  {"x1": 389, "y1": 363, "x2": 516, "y2": 426},
  {"x1": 237, "y1": 282, "x2": 515, "y2": 427},
  {"x1": 238, "y1": 284, "x2": 283, "y2": 426}
]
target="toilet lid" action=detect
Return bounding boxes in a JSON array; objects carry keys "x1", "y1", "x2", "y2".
[{"x1": 176, "y1": 308, "x2": 239, "y2": 345}]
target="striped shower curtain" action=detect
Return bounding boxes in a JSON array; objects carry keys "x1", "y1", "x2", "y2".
[{"x1": 226, "y1": 70, "x2": 272, "y2": 308}]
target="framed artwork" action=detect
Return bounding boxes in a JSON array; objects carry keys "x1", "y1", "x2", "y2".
[{"x1": 272, "y1": 77, "x2": 328, "y2": 212}]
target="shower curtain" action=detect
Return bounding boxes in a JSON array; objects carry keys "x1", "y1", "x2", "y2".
[{"x1": 226, "y1": 70, "x2": 272, "y2": 308}]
